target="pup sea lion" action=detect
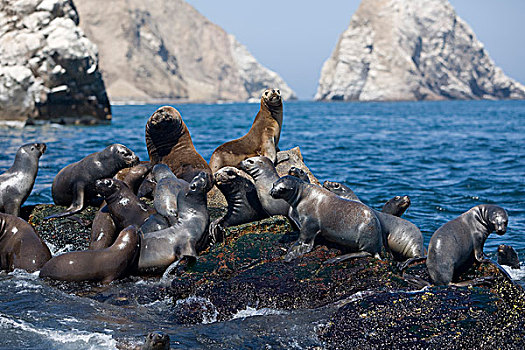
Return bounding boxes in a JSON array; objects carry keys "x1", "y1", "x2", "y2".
[
  {"x1": 209, "y1": 167, "x2": 268, "y2": 243},
  {"x1": 141, "y1": 332, "x2": 170, "y2": 350},
  {"x1": 145, "y1": 106, "x2": 211, "y2": 183},
  {"x1": 39, "y1": 225, "x2": 140, "y2": 284},
  {"x1": 151, "y1": 164, "x2": 189, "y2": 225},
  {"x1": 270, "y1": 176, "x2": 383, "y2": 262},
  {"x1": 0, "y1": 143, "x2": 46, "y2": 216},
  {"x1": 48, "y1": 144, "x2": 139, "y2": 219},
  {"x1": 426, "y1": 204, "x2": 508, "y2": 286},
  {"x1": 90, "y1": 163, "x2": 152, "y2": 250},
  {"x1": 0, "y1": 213, "x2": 51, "y2": 272},
  {"x1": 239, "y1": 156, "x2": 292, "y2": 218},
  {"x1": 209, "y1": 88, "x2": 283, "y2": 173},
  {"x1": 138, "y1": 172, "x2": 210, "y2": 274},
  {"x1": 497, "y1": 244, "x2": 520, "y2": 269},
  {"x1": 382, "y1": 195, "x2": 411, "y2": 217},
  {"x1": 90, "y1": 179, "x2": 154, "y2": 250},
  {"x1": 322, "y1": 181, "x2": 360, "y2": 202},
  {"x1": 288, "y1": 166, "x2": 310, "y2": 183}
]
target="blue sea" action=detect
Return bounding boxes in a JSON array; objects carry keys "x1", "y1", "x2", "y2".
[{"x1": 0, "y1": 100, "x2": 523, "y2": 348}]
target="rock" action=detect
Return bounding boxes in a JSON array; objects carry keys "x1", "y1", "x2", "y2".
[
  {"x1": 0, "y1": 0, "x2": 111, "y2": 123},
  {"x1": 315, "y1": 0, "x2": 525, "y2": 101},
  {"x1": 73, "y1": 0, "x2": 296, "y2": 102}
]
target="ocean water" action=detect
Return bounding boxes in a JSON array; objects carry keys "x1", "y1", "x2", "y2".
[{"x1": 0, "y1": 100, "x2": 523, "y2": 348}]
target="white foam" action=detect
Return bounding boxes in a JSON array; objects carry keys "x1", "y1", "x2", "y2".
[
  {"x1": 231, "y1": 306, "x2": 287, "y2": 320},
  {"x1": 502, "y1": 264, "x2": 525, "y2": 281},
  {"x1": 0, "y1": 314, "x2": 116, "y2": 349},
  {"x1": 0, "y1": 120, "x2": 26, "y2": 128}
]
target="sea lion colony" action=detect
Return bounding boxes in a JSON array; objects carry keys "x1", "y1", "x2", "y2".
[{"x1": 0, "y1": 88, "x2": 519, "y2": 288}]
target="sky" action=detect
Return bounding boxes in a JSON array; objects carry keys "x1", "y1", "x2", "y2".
[{"x1": 186, "y1": 0, "x2": 525, "y2": 100}]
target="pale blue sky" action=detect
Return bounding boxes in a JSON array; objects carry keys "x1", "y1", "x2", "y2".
[{"x1": 186, "y1": 0, "x2": 525, "y2": 100}]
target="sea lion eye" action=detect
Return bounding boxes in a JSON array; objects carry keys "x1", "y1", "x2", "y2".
[
  {"x1": 265, "y1": 91, "x2": 269, "y2": 96},
  {"x1": 334, "y1": 184, "x2": 340, "y2": 189},
  {"x1": 31, "y1": 146, "x2": 35, "y2": 151},
  {"x1": 277, "y1": 89, "x2": 280, "y2": 94}
]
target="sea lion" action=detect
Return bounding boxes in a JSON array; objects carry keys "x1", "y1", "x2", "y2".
[
  {"x1": 0, "y1": 143, "x2": 46, "y2": 217},
  {"x1": 426, "y1": 204, "x2": 508, "y2": 286},
  {"x1": 288, "y1": 166, "x2": 310, "y2": 183},
  {"x1": 209, "y1": 167, "x2": 268, "y2": 243},
  {"x1": 39, "y1": 225, "x2": 140, "y2": 284},
  {"x1": 141, "y1": 332, "x2": 170, "y2": 350},
  {"x1": 138, "y1": 172, "x2": 210, "y2": 274},
  {"x1": 90, "y1": 163, "x2": 152, "y2": 250},
  {"x1": 270, "y1": 176, "x2": 383, "y2": 262},
  {"x1": 145, "y1": 106, "x2": 211, "y2": 184},
  {"x1": 322, "y1": 181, "x2": 360, "y2": 202},
  {"x1": 0, "y1": 213, "x2": 51, "y2": 272},
  {"x1": 48, "y1": 144, "x2": 139, "y2": 219},
  {"x1": 239, "y1": 156, "x2": 292, "y2": 218},
  {"x1": 151, "y1": 164, "x2": 189, "y2": 225},
  {"x1": 209, "y1": 88, "x2": 283, "y2": 173},
  {"x1": 497, "y1": 244, "x2": 520, "y2": 269},
  {"x1": 374, "y1": 211, "x2": 424, "y2": 261}
]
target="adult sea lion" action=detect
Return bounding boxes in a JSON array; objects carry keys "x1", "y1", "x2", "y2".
[
  {"x1": 209, "y1": 166, "x2": 268, "y2": 243},
  {"x1": 138, "y1": 172, "x2": 210, "y2": 274},
  {"x1": 426, "y1": 204, "x2": 508, "y2": 286},
  {"x1": 39, "y1": 225, "x2": 140, "y2": 284},
  {"x1": 0, "y1": 213, "x2": 51, "y2": 272},
  {"x1": 0, "y1": 143, "x2": 46, "y2": 216},
  {"x1": 497, "y1": 244, "x2": 520, "y2": 269},
  {"x1": 270, "y1": 176, "x2": 383, "y2": 262},
  {"x1": 48, "y1": 144, "x2": 139, "y2": 219},
  {"x1": 209, "y1": 88, "x2": 283, "y2": 173},
  {"x1": 145, "y1": 106, "x2": 211, "y2": 183}
]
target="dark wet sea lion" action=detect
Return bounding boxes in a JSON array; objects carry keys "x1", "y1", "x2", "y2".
[
  {"x1": 151, "y1": 164, "x2": 189, "y2": 225},
  {"x1": 288, "y1": 166, "x2": 310, "y2": 183},
  {"x1": 49, "y1": 144, "x2": 139, "y2": 219},
  {"x1": 90, "y1": 163, "x2": 152, "y2": 250},
  {"x1": 209, "y1": 88, "x2": 283, "y2": 173},
  {"x1": 40, "y1": 225, "x2": 140, "y2": 284},
  {"x1": 270, "y1": 176, "x2": 383, "y2": 262},
  {"x1": 145, "y1": 106, "x2": 211, "y2": 183},
  {"x1": 322, "y1": 181, "x2": 360, "y2": 202},
  {"x1": 141, "y1": 332, "x2": 170, "y2": 350},
  {"x1": 209, "y1": 166, "x2": 268, "y2": 243},
  {"x1": 0, "y1": 143, "x2": 46, "y2": 217},
  {"x1": 239, "y1": 156, "x2": 292, "y2": 218},
  {"x1": 426, "y1": 204, "x2": 508, "y2": 286},
  {"x1": 0, "y1": 213, "x2": 51, "y2": 272},
  {"x1": 382, "y1": 195, "x2": 411, "y2": 217},
  {"x1": 497, "y1": 244, "x2": 520, "y2": 269},
  {"x1": 138, "y1": 172, "x2": 210, "y2": 274}
]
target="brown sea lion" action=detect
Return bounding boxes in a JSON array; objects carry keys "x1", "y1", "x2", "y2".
[
  {"x1": 39, "y1": 225, "x2": 140, "y2": 284},
  {"x1": 426, "y1": 204, "x2": 508, "y2": 286},
  {"x1": 145, "y1": 106, "x2": 211, "y2": 184},
  {"x1": 0, "y1": 213, "x2": 51, "y2": 272},
  {"x1": 209, "y1": 88, "x2": 283, "y2": 173},
  {"x1": 48, "y1": 144, "x2": 139, "y2": 219},
  {"x1": 270, "y1": 176, "x2": 383, "y2": 262},
  {"x1": 0, "y1": 143, "x2": 46, "y2": 217}
]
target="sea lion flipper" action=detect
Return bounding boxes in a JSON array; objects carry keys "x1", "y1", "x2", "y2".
[
  {"x1": 284, "y1": 234, "x2": 317, "y2": 262},
  {"x1": 323, "y1": 251, "x2": 373, "y2": 265},
  {"x1": 45, "y1": 183, "x2": 85, "y2": 219}
]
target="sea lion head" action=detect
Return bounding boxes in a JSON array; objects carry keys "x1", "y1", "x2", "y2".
[
  {"x1": 214, "y1": 166, "x2": 240, "y2": 186},
  {"x1": 497, "y1": 244, "x2": 520, "y2": 269},
  {"x1": 261, "y1": 88, "x2": 282, "y2": 108},
  {"x1": 322, "y1": 181, "x2": 344, "y2": 193},
  {"x1": 143, "y1": 331, "x2": 170, "y2": 350},
  {"x1": 188, "y1": 171, "x2": 212, "y2": 194},
  {"x1": 270, "y1": 175, "x2": 301, "y2": 201},
  {"x1": 95, "y1": 178, "x2": 122, "y2": 198},
  {"x1": 109, "y1": 144, "x2": 140, "y2": 167},
  {"x1": 288, "y1": 167, "x2": 308, "y2": 182},
  {"x1": 239, "y1": 156, "x2": 273, "y2": 177},
  {"x1": 385, "y1": 195, "x2": 411, "y2": 211},
  {"x1": 486, "y1": 205, "x2": 508, "y2": 235},
  {"x1": 146, "y1": 106, "x2": 185, "y2": 160},
  {"x1": 20, "y1": 142, "x2": 46, "y2": 158}
]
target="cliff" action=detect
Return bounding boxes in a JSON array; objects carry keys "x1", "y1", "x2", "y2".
[
  {"x1": 0, "y1": 0, "x2": 111, "y2": 123},
  {"x1": 315, "y1": 0, "x2": 525, "y2": 101},
  {"x1": 73, "y1": 0, "x2": 296, "y2": 102}
]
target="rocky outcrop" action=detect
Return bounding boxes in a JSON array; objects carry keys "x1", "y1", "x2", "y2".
[
  {"x1": 73, "y1": 0, "x2": 296, "y2": 102},
  {"x1": 315, "y1": 0, "x2": 525, "y2": 101},
  {"x1": 0, "y1": 0, "x2": 111, "y2": 123}
]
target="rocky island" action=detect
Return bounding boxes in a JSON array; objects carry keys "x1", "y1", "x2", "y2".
[{"x1": 316, "y1": 0, "x2": 525, "y2": 101}]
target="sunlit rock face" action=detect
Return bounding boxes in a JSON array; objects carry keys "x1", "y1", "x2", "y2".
[
  {"x1": 74, "y1": 0, "x2": 296, "y2": 102},
  {"x1": 315, "y1": 0, "x2": 525, "y2": 101},
  {"x1": 0, "y1": 0, "x2": 111, "y2": 123}
]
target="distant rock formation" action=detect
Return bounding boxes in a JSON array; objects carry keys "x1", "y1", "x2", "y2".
[
  {"x1": 74, "y1": 0, "x2": 296, "y2": 102},
  {"x1": 315, "y1": 0, "x2": 525, "y2": 101},
  {"x1": 0, "y1": 0, "x2": 111, "y2": 123}
]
